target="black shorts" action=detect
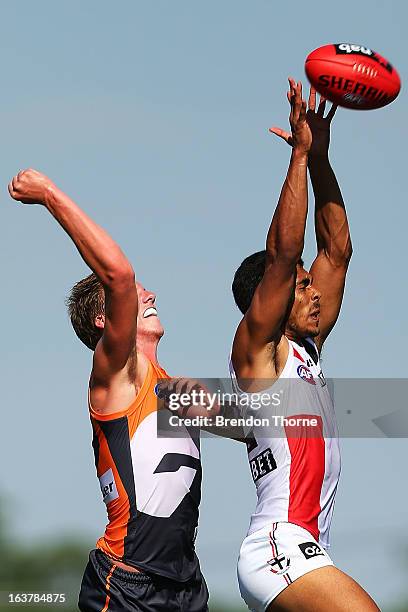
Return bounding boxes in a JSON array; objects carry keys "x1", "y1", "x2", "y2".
[{"x1": 78, "y1": 550, "x2": 209, "y2": 612}]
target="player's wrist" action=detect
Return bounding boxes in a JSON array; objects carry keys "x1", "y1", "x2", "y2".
[
  {"x1": 43, "y1": 183, "x2": 60, "y2": 209},
  {"x1": 308, "y1": 154, "x2": 331, "y2": 168},
  {"x1": 291, "y1": 147, "x2": 309, "y2": 163}
]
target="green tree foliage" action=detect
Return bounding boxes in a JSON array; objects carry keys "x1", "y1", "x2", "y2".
[{"x1": 0, "y1": 500, "x2": 88, "y2": 610}]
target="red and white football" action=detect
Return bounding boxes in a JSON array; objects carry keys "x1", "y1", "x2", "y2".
[{"x1": 305, "y1": 43, "x2": 401, "y2": 110}]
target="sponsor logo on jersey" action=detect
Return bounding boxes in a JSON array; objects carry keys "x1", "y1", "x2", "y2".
[
  {"x1": 297, "y1": 365, "x2": 316, "y2": 385},
  {"x1": 298, "y1": 542, "x2": 325, "y2": 560},
  {"x1": 99, "y1": 468, "x2": 119, "y2": 504},
  {"x1": 250, "y1": 448, "x2": 277, "y2": 482},
  {"x1": 267, "y1": 553, "x2": 291, "y2": 574}
]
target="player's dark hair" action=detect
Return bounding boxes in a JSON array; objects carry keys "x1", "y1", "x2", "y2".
[
  {"x1": 232, "y1": 250, "x2": 304, "y2": 315},
  {"x1": 66, "y1": 273, "x2": 105, "y2": 350}
]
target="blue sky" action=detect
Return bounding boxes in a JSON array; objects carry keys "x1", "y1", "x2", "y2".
[{"x1": 1, "y1": 0, "x2": 407, "y2": 608}]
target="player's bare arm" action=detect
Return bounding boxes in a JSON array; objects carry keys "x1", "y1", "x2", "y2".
[
  {"x1": 306, "y1": 89, "x2": 352, "y2": 350},
  {"x1": 157, "y1": 376, "x2": 247, "y2": 440},
  {"x1": 8, "y1": 169, "x2": 138, "y2": 414},
  {"x1": 271, "y1": 88, "x2": 352, "y2": 351},
  {"x1": 232, "y1": 79, "x2": 312, "y2": 383}
]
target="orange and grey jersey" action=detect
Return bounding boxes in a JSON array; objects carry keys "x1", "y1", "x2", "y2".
[{"x1": 90, "y1": 360, "x2": 202, "y2": 582}]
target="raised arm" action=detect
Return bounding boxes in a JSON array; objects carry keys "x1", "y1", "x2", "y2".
[
  {"x1": 8, "y1": 169, "x2": 138, "y2": 389},
  {"x1": 306, "y1": 90, "x2": 353, "y2": 350},
  {"x1": 232, "y1": 80, "x2": 312, "y2": 379}
]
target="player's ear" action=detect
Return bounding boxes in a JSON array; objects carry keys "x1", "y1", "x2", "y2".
[{"x1": 95, "y1": 314, "x2": 105, "y2": 330}]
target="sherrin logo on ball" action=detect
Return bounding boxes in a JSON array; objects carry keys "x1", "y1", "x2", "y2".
[{"x1": 305, "y1": 43, "x2": 401, "y2": 110}]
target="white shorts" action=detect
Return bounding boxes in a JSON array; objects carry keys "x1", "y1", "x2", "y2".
[{"x1": 237, "y1": 522, "x2": 333, "y2": 611}]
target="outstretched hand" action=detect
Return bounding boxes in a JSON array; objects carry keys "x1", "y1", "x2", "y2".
[
  {"x1": 270, "y1": 83, "x2": 337, "y2": 158},
  {"x1": 270, "y1": 78, "x2": 312, "y2": 155}
]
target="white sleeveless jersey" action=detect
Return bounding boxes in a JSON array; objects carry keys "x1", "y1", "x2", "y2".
[{"x1": 229, "y1": 338, "x2": 341, "y2": 549}]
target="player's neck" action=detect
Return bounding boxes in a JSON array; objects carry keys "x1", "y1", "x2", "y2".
[
  {"x1": 285, "y1": 331, "x2": 310, "y2": 347},
  {"x1": 137, "y1": 334, "x2": 161, "y2": 366},
  {"x1": 285, "y1": 330, "x2": 301, "y2": 344}
]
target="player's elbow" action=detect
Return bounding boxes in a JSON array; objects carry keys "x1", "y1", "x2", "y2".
[
  {"x1": 266, "y1": 223, "x2": 304, "y2": 265},
  {"x1": 344, "y1": 240, "x2": 353, "y2": 264},
  {"x1": 338, "y1": 236, "x2": 353, "y2": 265},
  {"x1": 266, "y1": 242, "x2": 304, "y2": 267},
  {"x1": 105, "y1": 261, "x2": 136, "y2": 290},
  {"x1": 325, "y1": 238, "x2": 353, "y2": 268}
]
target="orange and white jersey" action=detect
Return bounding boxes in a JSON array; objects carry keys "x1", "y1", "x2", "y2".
[
  {"x1": 90, "y1": 360, "x2": 202, "y2": 581},
  {"x1": 230, "y1": 338, "x2": 341, "y2": 549}
]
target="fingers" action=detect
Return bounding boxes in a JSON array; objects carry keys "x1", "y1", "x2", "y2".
[
  {"x1": 317, "y1": 95, "x2": 327, "y2": 117},
  {"x1": 157, "y1": 377, "x2": 204, "y2": 403},
  {"x1": 308, "y1": 86, "x2": 316, "y2": 112},
  {"x1": 308, "y1": 90, "x2": 337, "y2": 121},
  {"x1": 288, "y1": 79, "x2": 300, "y2": 123},
  {"x1": 326, "y1": 103, "x2": 338, "y2": 122},
  {"x1": 164, "y1": 378, "x2": 207, "y2": 416},
  {"x1": 287, "y1": 77, "x2": 296, "y2": 124},
  {"x1": 156, "y1": 378, "x2": 181, "y2": 403},
  {"x1": 283, "y1": 77, "x2": 310, "y2": 152},
  {"x1": 285, "y1": 79, "x2": 337, "y2": 124},
  {"x1": 8, "y1": 173, "x2": 22, "y2": 200},
  {"x1": 9, "y1": 170, "x2": 27, "y2": 192},
  {"x1": 292, "y1": 81, "x2": 303, "y2": 122},
  {"x1": 287, "y1": 78, "x2": 307, "y2": 124},
  {"x1": 8, "y1": 180, "x2": 15, "y2": 199},
  {"x1": 288, "y1": 77, "x2": 296, "y2": 99},
  {"x1": 160, "y1": 377, "x2": 184, "y2": 397},
  {"x1": 299, "y1": 99, "x2": 307, "y2": 123},
  {"x1": 269, "y1": 127, "x2": 293, "y2": 146}
]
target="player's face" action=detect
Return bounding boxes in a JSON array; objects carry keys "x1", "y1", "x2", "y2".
[
  {"x1": 136, "y1": 282, "x2": 164, "y2": 338},
  {"x1": 286, "y1": 266, "x2": 321, "y2": 339}
]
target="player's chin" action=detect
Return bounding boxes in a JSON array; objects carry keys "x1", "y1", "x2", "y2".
[
  {"x1": 141, "y1": 317, "x2": 164, "y2": 337},
  {"x1": 308, "y1": 325, "x2": 320, "y2": 338},
  {"x1": 303, "y1": 322, "x2": 320, "y2": 338},
  {"x1": 151, "y1": 319, "x2": 165, "y2": 337},
  {"x1": 156, "y1": 321, "x2": 165, "y2": 337}
]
